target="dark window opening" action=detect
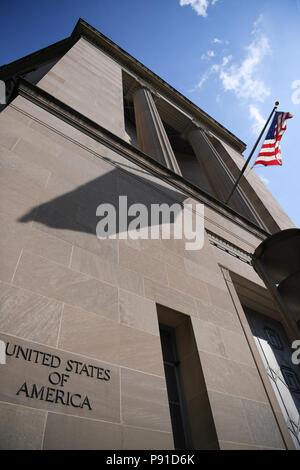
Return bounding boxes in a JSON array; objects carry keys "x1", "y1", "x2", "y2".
[
  {"x1": 123, "y1": 96, "x2": 139, "y2": 149},
  {"x1": 162, "y1": 122, "x2": 214, "y2": 195},
  {"x1": 159, "y1": 324, "x2": 193, "y2": 449}
]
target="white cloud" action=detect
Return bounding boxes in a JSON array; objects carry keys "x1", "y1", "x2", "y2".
[
  {"x1": 195, "y1": 70, "x2": 211, "y2": 89},
  {"x1": 258, "y1": 174, "x2": 270, "y2": 186},
  {"x1": 179, "y1": 0, "x2": 218, "y2": 17},
  {"x1": 194, "y1": 16, "x2": 271, "y2": 103},
  {"x1": 249, "y1": 105, "x2": 266, "y2": 134},
  {"x1": 253, "y1": 14, "x2": 263, "y2": 30},
  {"x1": 201, "y1": 50, "x2": 216, "y2": 59},
  {"x1": 221, "y1": 55, "x2": 232, "y2": 67},
  {"x1": 219, "y1": 32, "x2": 270, "y2": 101},
  {"x1": 212, "y1": 37, "x2": 229, "y2": 45},
  {"x1": 195, "y1": 55, "x2": 231, "y2": 89}
]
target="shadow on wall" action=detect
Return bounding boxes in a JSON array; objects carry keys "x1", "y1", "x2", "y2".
[{"x1": 18, "y1": 165, "x2": 187, "y2": 238}]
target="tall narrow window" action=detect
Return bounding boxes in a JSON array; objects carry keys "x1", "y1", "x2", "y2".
[{"x1": 159, "y1": 324, "x2": 192, "y2": 449}]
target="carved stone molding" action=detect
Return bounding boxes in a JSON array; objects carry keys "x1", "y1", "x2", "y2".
[
  {"x1": 207, "y1": 230, "x2": 253, "y2": 265},
  {"x1": 12, "y1": 78, "x2": 268, "y2": 240}
]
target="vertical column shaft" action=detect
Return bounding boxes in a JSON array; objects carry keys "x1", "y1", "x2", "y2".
[
  {"x1": 187, "y1": 128, "x2": 257, "y2": 223},
  {"x1": 187, "y1": 128, "x2": 230, "y2": 202},
  {"x1": 133, "y1": 87, "x2": 181, "y2": 174}
]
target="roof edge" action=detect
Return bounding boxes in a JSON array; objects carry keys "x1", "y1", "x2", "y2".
[
  {"x1": 0, "y1": 17, "x2": 247, "y2": 153},
  {"x1": 13, "y1": 77, "x2": 266, "y2": 239},
  {"x1": 73, "y1": 19, "x2": 247, "y2": 153},
  {"x1": 0, "y1": 37, "x2": 73, "y2": 79}
]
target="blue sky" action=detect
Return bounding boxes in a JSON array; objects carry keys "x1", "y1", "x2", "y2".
[{"x1": 1, "y1": 0, "x2": 299, "y2": 226}]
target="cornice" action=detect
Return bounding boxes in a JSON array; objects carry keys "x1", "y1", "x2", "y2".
[
  {"x1": 0, "y1": 37, "x2": 73, "y2": 81},
  {"x1": 0, "y1": 18, "x2": 246, "y2": 153},
  {"x1": 72, "y1": 19, "x2": 247, "y2": 153},
  {"x1": 13, "y1": 78, "x2": 268, "y2": 241},
  {"x1": 206, "y1": 230, "x2": 253, "y2": 265}
]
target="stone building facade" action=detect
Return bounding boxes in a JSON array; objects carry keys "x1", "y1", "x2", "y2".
[{"x1": 0, "y1": 19, "x2": 299, "y2": 450}]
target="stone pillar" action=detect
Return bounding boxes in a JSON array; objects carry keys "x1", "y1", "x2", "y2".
[
  {"x1": 187, "y1": 128, "x2": 258, "y2": 222},
  {"x1": 133, "y1": 87, "x2": 181, "y2": 174},
  {"x1": 187, "y1": 128, "x2": 229, "y2": 202}
]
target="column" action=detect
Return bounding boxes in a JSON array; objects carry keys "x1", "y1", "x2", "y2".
[
  {"x1": 187, "y1": 127, "x2": 230, "y2": 202},
  {"x1": 133, "y1": 87, "x2": 181, "y2": 174},
  {"x1": 187, "y1": 128, "x2": 259, "y2": 221}
]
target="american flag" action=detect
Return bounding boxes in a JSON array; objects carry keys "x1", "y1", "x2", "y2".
[{"x1": 254, "y1": 111, "x2": 293, "y2": 166}]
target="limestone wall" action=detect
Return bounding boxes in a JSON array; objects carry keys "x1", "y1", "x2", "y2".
[{"x1": 0, "y1": 92, "x2": 290, "y2": 449}]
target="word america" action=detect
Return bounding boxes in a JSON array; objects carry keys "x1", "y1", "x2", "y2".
[{"x1": 5, "y1": 342, "x2": 111, "y2": 412}]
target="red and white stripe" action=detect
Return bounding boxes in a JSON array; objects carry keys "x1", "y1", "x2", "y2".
[{"x1": 254, "y1": 112, "x2": 293, "y2": 167}]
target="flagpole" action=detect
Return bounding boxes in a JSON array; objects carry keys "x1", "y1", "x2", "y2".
[{"x1": 225, "y1": 101, "x2": 279, "y2": 205}]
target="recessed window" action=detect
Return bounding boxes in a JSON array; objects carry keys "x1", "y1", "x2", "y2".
[{"x1": 159, "y1": 324, "x2": 192, "y2": 449}]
